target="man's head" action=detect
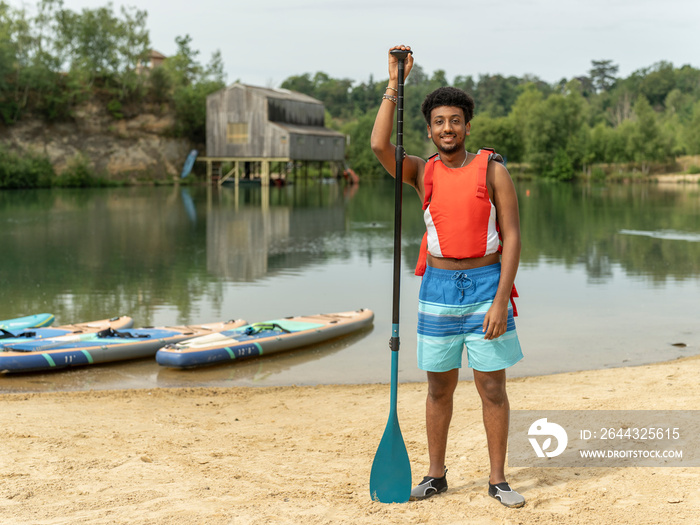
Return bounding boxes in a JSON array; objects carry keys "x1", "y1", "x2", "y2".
[
  {"x1": 422, "y1": 87, "x2": 475, "y2": 155},
  {"x1": 421, "y1": 87, "x2": 475, "y2": 125}
]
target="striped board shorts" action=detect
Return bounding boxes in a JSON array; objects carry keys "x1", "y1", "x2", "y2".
[{"x1": 417, "y1": 263, "x2": 523, "y2": 373}]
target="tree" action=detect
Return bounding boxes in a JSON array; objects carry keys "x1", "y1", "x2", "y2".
[
  {"x1": 684, "y1": 100, "x2": 700, "y2": 154},
  {"x1": 280, "y1": 73, "x2": 314, "y2": 98},
  {"x1": 0, "y1": 2, "x2": 22, "y2": 121},
  {"x1": 467, "y1": 114, "x2": 522, "y2": 163},
  {"x1": 589, "y1": 59, "x2": 619, "y2": 93},
  {"x1": 341, "y1": 111, "x2": 383, "y2": 176},
  {"x1": 473, "y1": 74, "x2": 521, "y2": 117},
  {"x1": 312, "y1": 72, "x2": 353, "y2": 118},
  {"x1": 453, "y1": 74, "x2": 475, "y2": 96},
  {"x1": 161, "y1": 34, "x2": 200, "y2": 87},
  {"x1": 57, "y1": 3, "x2": 149, "y2": 93},
  {"x1": 638, "y1": 61, "x2": 676, "y2": 108},
  {"x1": 164, "y1": 35, "x2": 226, "y2": 143},
  {"x1": 625, "y1": 95, "x2": 674, "y2": 172},
  {"x1": 516, "y1": 80, "x2": 588, "y2": 178}
]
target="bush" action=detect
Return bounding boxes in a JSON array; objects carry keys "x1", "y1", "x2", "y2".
[
  {"x1": 106, "y1": 99, "x2": 124, "y2": 119},
  {"x1": 547, "y1": 148, "x2": 575, "y2": 181},
  {"x1": 0, "y1": 147, "x2": 55, "y2": 188},
  {"x1": 57, "y1": 154, "x2": 105, "y2": 187},
  {"x1": 590, "y1": 165, "x2": 607, "y2": 181}
]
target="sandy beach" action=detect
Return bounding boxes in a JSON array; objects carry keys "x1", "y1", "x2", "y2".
[{"x1": 2, "y1": 354, "x2": 699, "y2": 525}]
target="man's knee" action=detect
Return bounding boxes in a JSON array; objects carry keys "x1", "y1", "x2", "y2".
[
  {"x1": 475, "y1": 372, "x2": 508, "y2": 406},
  {"x1": 427, "y1": 370, "x2": 458, "y2": 403}
]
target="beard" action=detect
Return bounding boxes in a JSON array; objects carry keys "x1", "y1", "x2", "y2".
[{"x1": 436, "y1": 137, "x2": 463, "y2": 155}]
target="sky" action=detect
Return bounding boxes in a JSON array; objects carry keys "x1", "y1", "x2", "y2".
[{"x1": 10, "y1": 0, "x2": 700, "y2": 88}]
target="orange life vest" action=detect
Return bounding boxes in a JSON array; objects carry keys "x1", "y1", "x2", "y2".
[
  {"x1": 415, "y1": 148, "x2": 501, "y2": 276},
  {"x1": 415, "y1": 148, "x2": 519, "y2": 315}
]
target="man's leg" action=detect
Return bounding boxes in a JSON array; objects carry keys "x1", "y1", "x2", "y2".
[
  {"x1": 425, "y1": 368, "x2": 459, "y2": 478},
  {"x1": 473, "y1": 368, "x2": 509, "y2": 484}
]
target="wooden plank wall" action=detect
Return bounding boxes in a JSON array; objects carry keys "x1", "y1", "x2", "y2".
[{"x1": 206, "y1": 84, "x2": 345, "y2": 162}]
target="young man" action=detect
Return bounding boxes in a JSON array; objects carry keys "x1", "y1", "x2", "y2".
[{"x1": 371, "y1": 45, "x2": 525, "y2": 508}]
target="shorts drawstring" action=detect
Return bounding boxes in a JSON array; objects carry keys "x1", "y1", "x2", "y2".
[{"x1": 451, "y1": 271, "x2": 474, "y2": 300}]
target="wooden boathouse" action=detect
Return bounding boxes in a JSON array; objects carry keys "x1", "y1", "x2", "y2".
[{"x1": 202, "y1": 83, "x2": 346, "y2": 185}]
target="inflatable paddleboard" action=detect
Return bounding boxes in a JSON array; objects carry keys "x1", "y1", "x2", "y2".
[
  {"x1": 181, "y1": 149, "x2": 198, "y2": 178},
  {"x1": 0, "y1": 316, "x2": 134, "y2": 349},
  {"x1": 156, "y1": 309, "x2": 374, "y2": 369},
  {"x1": 0, "y1": 319, "x2": 247, "y2": 373},
  {"x1": 0, "y1": 313, "x2": 55, "y2": 331}
]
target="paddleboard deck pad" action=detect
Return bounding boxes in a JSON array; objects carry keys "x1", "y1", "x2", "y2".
[
  {"x1": 156, "y1": 309, "x2": 374, "y2": 369},
  {"x1": 0, "y1": 316, "x2": 134, "y2": 350},
  {"x1": 0, "y1": 319, "x2": 246, "y2": 373}
]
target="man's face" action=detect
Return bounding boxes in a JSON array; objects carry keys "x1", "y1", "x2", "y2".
[{"x1": 427, "y1": 106, "x2": 471, "y2": 154}]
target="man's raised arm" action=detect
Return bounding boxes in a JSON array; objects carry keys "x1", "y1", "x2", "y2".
[{"x1": 370, "y1": 45, "x2": 424, "y2": 198}]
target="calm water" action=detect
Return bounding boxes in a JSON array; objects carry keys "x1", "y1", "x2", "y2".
[{"x1": 1, "y1": 179, "x2": 699, "y2": 393}]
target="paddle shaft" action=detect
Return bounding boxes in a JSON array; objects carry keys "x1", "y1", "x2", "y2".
[{"x1": 390, "y1": 49, "x2": 410, "y2": 354}]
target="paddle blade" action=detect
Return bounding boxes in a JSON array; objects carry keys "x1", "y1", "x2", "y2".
[{"x1": 369, "y1": 414, "x2": 412, "y2": 503}]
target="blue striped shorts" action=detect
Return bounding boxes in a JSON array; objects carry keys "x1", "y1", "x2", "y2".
[{"x1": 417, "y1": 263, "x2": 523, "y2": 373}]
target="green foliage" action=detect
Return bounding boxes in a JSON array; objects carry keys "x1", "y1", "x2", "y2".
[
  {"x1": 0, "y1": 146, "x2": 110, "y2": 189},
  {"x1": 0, "y1": 145, "x2": 55, "y2": 188},
  {"x1": 162, "y1": 35, "x2": 226, "y2": 143},
  {"x1": 341, "y1": 111, "x2": 384, "y2": 177},
  {"x1": 278, "y1": 56, "x2": 700, "y2": 180},
  {"x1": 548, "y1": 148, "x2": 575, "y2": 181},
  {"x1": 171, "y1": 82, "x2": 210, "y2": 143},
  {"x1": 147, "y1": 64, "x2": 171, "y2": 103},
  {"x1": 467, "y1": 114, "x2": 521, "y2": 162},
  {"x1": 2, "y1": 1, "x2": 700, "y2": 185},
  {"x1": 106, "y1": 98, "x2": 123, "y2": 119},
  {"x1": 281, "y1": 72, "x2": 354, "y2": 118},
  {"x1": 472, "y1": 74, "x2": 523, "y2": 117},
  {"x1": 57, "y1": 3, "x2": 150, "y2": 95},
  {"x1": 0, "y1": 0, "x2": 150, "y2": 121},
  {"x1": 683, "y1": 101, "x2": 700, "y2": 154},
  {"x1": 589, "y1": 60, "x2": 619, "y2": 93},
  {"x1": 57, "y1": 154, "x2": 105, "y2": 187}
]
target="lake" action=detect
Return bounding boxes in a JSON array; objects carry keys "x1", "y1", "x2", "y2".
[{"x1": 1, "y1": 178, "x2": 699, "y2": 393}]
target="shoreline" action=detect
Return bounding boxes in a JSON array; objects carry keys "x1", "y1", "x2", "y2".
[
  {"x1": 2, "y1": 354, "x2": 698, "y2": 524},
  {"x1": 2, "y1": 345, "x2": 699, "y2": 395}
]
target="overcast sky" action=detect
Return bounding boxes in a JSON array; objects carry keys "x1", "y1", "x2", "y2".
[{"x1": 11, "y1": 0, "x2": 700, "y2": 88}]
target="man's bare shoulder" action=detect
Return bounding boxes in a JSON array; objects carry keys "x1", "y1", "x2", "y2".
[{"x1": 487, "y1": 156, "x2": 513, "y2": 182}]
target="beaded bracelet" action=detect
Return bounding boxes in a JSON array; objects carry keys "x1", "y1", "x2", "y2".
[
  {"x1": 382, "y1": 94, "x2": 397, "y2": 103},
  {"x1": 386, "y1": 86, "x2": 398, "y2": 93}
]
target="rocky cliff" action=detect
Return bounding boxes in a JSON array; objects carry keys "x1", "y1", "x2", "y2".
[{"x1": 0, "y1": 101, "x2": 195, "y2": 182}]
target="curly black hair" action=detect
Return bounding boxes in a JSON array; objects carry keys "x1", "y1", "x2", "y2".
[{"x1": 421, "y1": 87, "x2": 475, "y2": 124}]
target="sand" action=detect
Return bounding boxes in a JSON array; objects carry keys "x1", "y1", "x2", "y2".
[{"x1": 2, "y1": 355, "x2": 699, "y2": 525}]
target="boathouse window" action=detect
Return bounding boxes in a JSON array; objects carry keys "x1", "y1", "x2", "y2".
[{"x1": 226, "y1": 122, "x2": 249, "y2": 144}]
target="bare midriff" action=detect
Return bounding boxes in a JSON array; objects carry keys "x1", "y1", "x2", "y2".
[{"x1": 427, "y1": 252, "x2": 500, "y2": 271}]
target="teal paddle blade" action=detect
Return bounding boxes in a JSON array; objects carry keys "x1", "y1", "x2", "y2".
[
  {"x1": 369, "y1": 413, "x2": 411, "y2": 502},
  {"x1": 369, "y1": 351, "x2": 411, "y2": 503}
]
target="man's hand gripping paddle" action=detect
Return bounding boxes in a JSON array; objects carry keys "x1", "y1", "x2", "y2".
[{"x1": 369, "y1": 48, "x2": 413, "y2": 504}]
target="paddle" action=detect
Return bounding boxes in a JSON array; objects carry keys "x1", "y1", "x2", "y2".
[{"x1": 369, "y1": 48, "x2": 413, "y2": 504}]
